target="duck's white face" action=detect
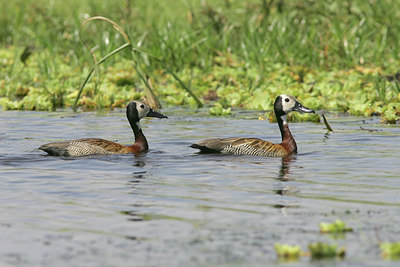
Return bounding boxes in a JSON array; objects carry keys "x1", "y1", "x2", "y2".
[
  {"x1": 276, "y1": 94, "x2": 315, "y2": 124},
  {"x1": 128, "y1": 101, "x2": 167, "y2": 122},
  {"x1": 126, "y1": 101, "x2": 167, "y2": 130},
  {"x1": 280, "y1": 94, "x2": 298, "y2": 114},
  {"x1": 135, "y1": 101, "x2": 151, "y2": 120}
]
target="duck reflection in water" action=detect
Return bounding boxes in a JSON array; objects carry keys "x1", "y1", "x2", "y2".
[
  {"x1": 277, "y1": 155, "x2": 296, "y2": 182},
  {"x1": 122, "y1": 163, "x2": 148, "y2": 225},
  {"x1": 127, "y1": 160, "x2": 147, "y2": 185},
  {"x1": 273, "y1": 155, "x2": 300, "y2": 213}
]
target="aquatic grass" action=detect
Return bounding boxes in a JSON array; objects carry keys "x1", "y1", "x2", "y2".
[
  {"x1": 319, "y1": 220, "x2": 353, "y2": 234},
  {"x1": 73, "y1": 16, "x2": 159, "y2": 111},
  {"x1": 322, "y1": 115, "x2": 333, "y2": 132},
  {"x1": 274, "y1": 242, "x2": 346, "y2": 261},
  {"x1": 72, "y1": 42, "x2": 132, "y2": 111},
  {"x1": 3, "y1": 0, "x2": 400, "y2": 69},
  {"x1": 209, "y1": 102, "x2": 231, "y2": 116},
  {"x1": 73, "y1": 16, "x2": 202, "y2": 110},
  {"x1": 274, "y1": 243, "x2": 302, "y2": 261},
  {"x1": 380, "y1": 242, "x2": 400, "y2": 260},
  {"x1": 166, "y1": 69, "x2": 203, "y2": 108},
  {"x1": 2, "y1": 0, "x2": 400, "y2": 122},
  {"x1": 308, "y1": 242, "x2": 346, "y2": 259}
]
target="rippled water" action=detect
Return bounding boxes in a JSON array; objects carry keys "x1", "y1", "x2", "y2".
[{"x1": 1, "y1": 108, "x2": 400, "y2": 266}]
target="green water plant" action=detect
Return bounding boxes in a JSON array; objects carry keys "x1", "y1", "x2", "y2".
[
  {"x1": 319, "y1": 220, "x2": 353, "y2": 234},
  {"x1": 308, "y1": 242, "x2": 346, "y2": 259},
  {"x1": 274, "y1": 243, "x2": 302, "y2": 261},
  {"x1": 73, "y1": 16, "x2": 160, "y2": 111},
  {"x1": 72, "y1": 16, "x2": 202, "y2": 111},
  {"x1": 380, "y1": 242, "x2": 400, "y2": 260},
  {"x1": 322, "y1": 114, "x2": 333, "y2": 132},
  {"x1": 2, "y1": 0, "x2": 400, "y2": 122},
  {"x1": 209, "y1": 102, "x2": 231, "y2": 116}
]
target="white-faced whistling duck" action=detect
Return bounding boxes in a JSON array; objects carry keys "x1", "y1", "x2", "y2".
[
  {"x1": 39, "y1": 101, "x2": 167, "y2": 157},
  {"x1": 190, "y1": 94, "x2": 315, "y2": 157}
]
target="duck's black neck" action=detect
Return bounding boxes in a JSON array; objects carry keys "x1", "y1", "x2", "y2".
[
  {"x1": 128, "y1": 118, "x2": 149, "y2": 150},
  {"x1": 275, "y1": 113, "x2": 287, "y2": 141}
]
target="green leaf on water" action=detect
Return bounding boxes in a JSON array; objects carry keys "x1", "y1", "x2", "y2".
[
  {"x1": 274, "y1": 243, "x2": 302, "y2": 260},
  {"x1": 381, "y1": 108, "x2": 399, "y2": 124},
  {"x1": 319, "y1": 220, "x2": 353, "y2": 233},
  {"x1": 380, "y1": 242, "x2": 400, "y2": 259},
  {"x1": 308, "y1": 242, "x2": 346, "y2": 259},
  {"x1": 209, "y1": 103, "x2": 231, "y2": 116}
]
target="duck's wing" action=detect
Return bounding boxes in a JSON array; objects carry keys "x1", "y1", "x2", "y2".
[
  {"x1": 190, "y1": 137, "x2": 239, "y2": 153},
  {"x1": 190, "y1": 137, "x2": 287, "y2": 157},
  {"x1": 39, "y1": 138, "x2": 129, "y2": 156}
]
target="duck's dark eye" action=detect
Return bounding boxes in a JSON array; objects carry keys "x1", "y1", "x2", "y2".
[
  {"x1": 285, "y1": 98, "x2": 290, "y2": 102},
  {"x1": 140, "y1": 104, "x2": 145, "y2": 109}
]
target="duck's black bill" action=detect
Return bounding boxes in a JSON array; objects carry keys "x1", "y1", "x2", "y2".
[
  {"x1": 147, "y1": 108, "x2": 168, "y2": 119},
  {"x1": 293, "y1": 102, "x2": 315, "y2": 114}
]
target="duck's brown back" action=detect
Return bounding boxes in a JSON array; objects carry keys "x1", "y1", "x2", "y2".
[
  {"x1": 40, "y1": 138, "x2": 130, "y2": 157},
  {"x1": 190, "y1": 137, "x2": 289, "y2": 157}
]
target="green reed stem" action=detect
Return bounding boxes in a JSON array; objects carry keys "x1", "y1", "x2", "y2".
[{"x1": 72, "y1": 43, "x2": 131, "y2": 111}]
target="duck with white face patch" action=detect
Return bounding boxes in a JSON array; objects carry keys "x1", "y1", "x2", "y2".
[
  {"x1": 190, "y1": 94, "x2": 315, "y2": 157},
  {"x1": 39, "y1": 101, "x2": 167, "y2": 157}
]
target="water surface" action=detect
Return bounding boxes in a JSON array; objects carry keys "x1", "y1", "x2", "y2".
[{"x1": 1, "y1": 108, "x2": 400, "y2": 266}]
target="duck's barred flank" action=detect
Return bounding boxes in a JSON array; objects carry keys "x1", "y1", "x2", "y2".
[
  {"x1": 39, "y1": 101, "x2": 167, "y2": 157},
  {"x1": 222, "y1": 143, "x2": 285, "y2": 157},
  {"x1": 65, "y1": 141, "x2": 119, "y2": 157},
  {"x1": 190, "y1": 94, "x2": 315, "y2": 157},
  {"x1": 40, "y1": 138, "x2": 130, "y2": 157}
]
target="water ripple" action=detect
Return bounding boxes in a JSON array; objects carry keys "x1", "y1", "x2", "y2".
[{"x1": 1, "y1": 111, "x2": 400, "y2": 265}]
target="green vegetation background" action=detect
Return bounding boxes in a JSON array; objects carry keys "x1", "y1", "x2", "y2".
[{"x1": 1, "y1": 0, "x2": 400, "y2": 122}]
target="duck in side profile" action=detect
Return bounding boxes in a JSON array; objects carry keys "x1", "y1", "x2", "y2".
[
  {"x1": 39, "y1": 101, "x2": 167, "y2": 157},
  {"x1": 190, "y1": 94, "x2": 315, "y2": 157}
]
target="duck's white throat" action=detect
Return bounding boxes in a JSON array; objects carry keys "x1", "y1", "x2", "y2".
[{"x1": 281, "y1": 115, "x2": 287, "y2": 125}]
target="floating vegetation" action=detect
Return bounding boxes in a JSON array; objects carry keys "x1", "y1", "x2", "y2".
[
  {"x1": 308, "y1": 242, "x2": 346, "y2": 259},
  {"x1": 319, "y1": 220, "x2": 353, "y2": 234},
  {"x1": 73, "y1": 16, "x2": 159, "y2": 111},
  {"x1": 274, "y1": 243, "x2": 302, "y2": 261},
  {"x1": 209, "y1": 102, "x2": 231, "y2": 116},
  {"x1": 274, "y1": 242, "x2": 346, "y2": 261},
  {"x1": 380, "y1": 242, "x2": 400, "y2": 260},
  {"x1": 1, "y1": 1, "x2": 400, "y2": 123}
]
